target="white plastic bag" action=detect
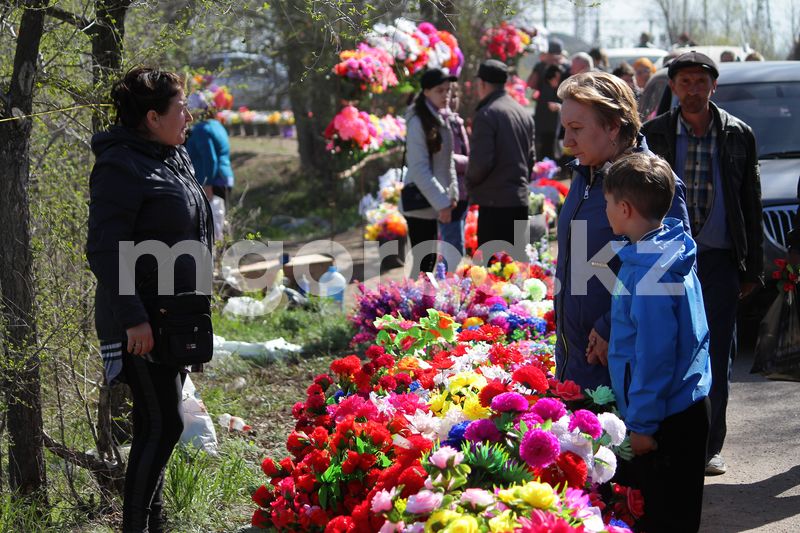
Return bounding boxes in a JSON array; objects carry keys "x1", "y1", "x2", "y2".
[
  {"x1": 180, "y1": 375, "x2": 218, "y2": 455},
  {"x1": 210, "y1": 195, "x2": 226, "y2": 242}
]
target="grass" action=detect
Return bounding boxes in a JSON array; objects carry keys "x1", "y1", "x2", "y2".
[{"x1": 227, "y1": 137, "x2": 362, "y2": 241}]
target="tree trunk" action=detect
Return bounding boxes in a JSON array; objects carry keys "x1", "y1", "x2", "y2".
[
  {"x1": 91, "y1": 0, "x2": 131, "y2": 131},
  {"x1": 0, "y1": 1, "x2": 48, "y2": 502}
]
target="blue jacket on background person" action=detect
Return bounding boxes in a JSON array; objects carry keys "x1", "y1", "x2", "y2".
[
  {"x1": 554, "y1": 136, "x2": 690, "y2": 390},
  {"x1": 186, "y1": 118, "x2": 234, "y2": 188},
  {"x1": 608, "y1": 217, "x2": 712, "y2": 435}
]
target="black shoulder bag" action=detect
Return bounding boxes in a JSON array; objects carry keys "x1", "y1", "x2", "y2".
[{"x1": 144, "y1": 292, "x2": 214, "y2": 366}]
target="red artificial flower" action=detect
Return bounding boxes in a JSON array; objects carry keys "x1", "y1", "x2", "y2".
[
  {"x1": 304, "y1": 449, "x2": 331, "y2": 473},
  {"x1": 278, "y1": 457, "x2": 295, "y2": 474},
  {"x1": 251, "y1": 508, "x2": 270, "y2": 528},
  {"x1": 296, "y1": 473, "x2": 317, "y2": 492},
  {"x1": 775, "y1": 258, "x2": 788, "y2": 269},
  {"x1": 375, "y1": 353, "x2": 396, "y2": 369},
  {"x1": 310, "y1": 426, "x2": 329, "y2": 448},
  {"x1": 479, "y1": 379, "x2": 511, "y2": 407},
  {"x1": 627, "y1": 487, "x2": 645, "y2": 519},
  {"x1": 394, "y1": 372, "x2": 412, "y2": 389},
  {"x1": 305, "y1": 393, "x2": 326, "y2": 411},
  {"x1": 400, "y1": 335, "x2": 415, "y2": 351},
  {"x1": 379, "y1": 374, "x2": 397, "y2": 391},
  {"x1": 416, "y1": 368, "x2": 437, "y2": 389},
  {"x1": 513, "y1": 365, "x2": 550, "y2": 393},
  {"x1": 261, "y1": 457, "x2": 280, "y2": 477},
  {"x1": 366, "y1": 344, "x2": 386, "y2": 360},
  {"x1": 431, "y1": 351, "x2": 455, "y2": 370},
  {"x1": 330, "y1": 355, "x2": 362, "y2": 376},
  {"x1": 550, "y1": 379, "x2": 584, "y2": 401},
  {"x1": 287, "y1": 431, "x2": 308, "y2": 453},
  {"x1": 458, "y1": 324, "x2": 506, "y2": 342},
  {"x1": 252, "y1": 484, "x2": 272, "y2": 507},
  {"x1": 314, "y1": 373, "x2": 334, "y2": 390},
  {"x1": 489, "y1": 343, "x2": 524, "y2": 366},
  {"x1": 342, "y1": 450, "x2": 362, "y2": 475},
  {"x1": 538, "y1": 451, "x2": 588, "y2": 489},
  {"x1": 306, "y1": 383, "x2": 324, "y2": 396},
  {"x1": 397, "y1": 464, "x2": 427, "y2": 497},
  {"x1": 325, "y1": 515, "x2": 354, "y2": 533},
  {"x1": 292, "y1": 401, "x2": 305, "y2": 419}
]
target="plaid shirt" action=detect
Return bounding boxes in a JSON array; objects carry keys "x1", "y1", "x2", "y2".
[{"x1": 678, "y1": 115, "x2": 716, "y2": 233}]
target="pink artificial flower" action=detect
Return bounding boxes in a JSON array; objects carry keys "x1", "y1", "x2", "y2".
[
  {"x1": 519, "y1": 428, "x2": 560, "y2": 469},
  {"x1": 491, "y1": 392, "x2": 529, "y2": 413},
  {"x1": 405, "y1": 490, "x2": 443, "y2": 514},
  {"x1": 532, "y1": 397, "x2": 567, "y2": 421},
  {"x1": 514, "y1": 412, "x2": 544, "y2": 431},
  {"x1": 460, "y1": 488, "x2": 495, "y2": 509},
  {"x1": 568, "y1": 409, "x2": 603, "y2": 439},
  {"x1": 429, "y1": 446, "x2": 464, "y2": 469},
  {"x1": 371, "y1": 487, "x2": 397, "y2": 513},
  {"x1": 464, "y1": 419, "x2": 502, "y2": 443}
]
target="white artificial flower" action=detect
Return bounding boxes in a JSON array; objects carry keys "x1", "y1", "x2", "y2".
[
  {"x1": 437, "y1": 406, "x2": 468, "y2": 441},
  {"x1": 523, "y1": 278, "x2": 548, "y2": 302},
  {"x1": 580, "y1": 508, "x2": 607, "y2": 533},
  {"x1": 590, "y1": 446, "x2": 618, "y2": 484},
  {"x1": 480, "y1": 365, "x2": 511, "y2": 382},
  {"x1": 370, "y1": 392, "x2": 397, "y2": 417},
  {"x1": 501, "y1": 283, "x2": 524, "y2": 301},
  {"x1": 558, "y1": 430, "x2": 594, "y2": 464},
  {"x1": 598, "y1": 412, "x2": 627, "y2": 446},
  {"x1": 404, "y1": 409, "x2": 441, "y2": 440}
]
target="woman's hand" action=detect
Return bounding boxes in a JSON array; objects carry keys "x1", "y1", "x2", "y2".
[
  {"x1": 630, "y1": 432, "x2": 658, "y2": 455},
  {"x1": 126, "y1": 322, "x2": 154, "y2": 356},
  {"x1": 586, "y1": 328, "x2": 609, "y2": 366},
  {"x1": 547, "y1": 102, "x2": 561, "y2": 112},
  {"x1": 438, "y1": 206, "x2": 453, "y2": 224}
]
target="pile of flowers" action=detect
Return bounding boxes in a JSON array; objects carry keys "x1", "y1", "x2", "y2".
[
  {"x1": 324, "y1": 106, "x2": 406, "y2": 154},
  {"x1": 364, "y1": 204, "x2": 408, "y2": 241},
  {"x1": 187, "y1": 73, "x2": 235, "y2": 111},
  {"x1": 251, "y1": 297, "x2": 641, "y2": 531},
  {"x1": 333, "y1": 44, "x2": 399, "y2": 94},
  {"x1": 216, "y1": 108, "x2": 295, "y2": 126},
  {"x1": 349, "y1": 245, "x2": 556, "y2": 345},
  {"x1": 481, "y1": 22, "x2": 532, "y2": 62},
  {"x1": 367, "y1": 18, "x2": 464, "y2": 78},
  {"x1": 505, "y1": 75, "x2": 530, "y2": 106},
  {"x1": 465, "y1": 205, "x2": 480, "y2": 257}
]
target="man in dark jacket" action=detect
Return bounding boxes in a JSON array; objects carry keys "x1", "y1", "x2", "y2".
[
  {"x1": 466, "y1": 59, "x2": 536, "y2": 256},
  {"x1": 641, "y1": 51, "x2": 763, "y2": 476}
]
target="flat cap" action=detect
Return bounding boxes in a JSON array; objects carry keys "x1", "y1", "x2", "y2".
[
  {"x1": 668, "y1": 51, "x2": 719, "y2": 79},
  {"x1": 477, "y1": 59, "x2": 509, "y2": 84}
]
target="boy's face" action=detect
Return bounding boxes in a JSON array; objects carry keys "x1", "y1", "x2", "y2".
[{"x1": 604, "y1": 192, "x2": 628, "y2": 236}]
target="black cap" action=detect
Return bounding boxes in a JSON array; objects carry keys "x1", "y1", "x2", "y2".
[
  {"x1": 420, "y1": 68, "x2": 457, "y2": 89},
  {"x1": 667, "y1": 51, "x2": 719, "y2": 79},
  {"x1": 547, "y1": 39, "x2": 564, "y2": 55},
  {"x1": 477, "y1": 59, "x2": 509, "y2": 84}
]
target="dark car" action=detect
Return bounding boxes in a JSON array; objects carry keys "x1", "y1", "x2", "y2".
[
  {"x1": 190, "y1": 52, "x2": 289, "y2": 110},
  {"x1": 639, "y1": 61, "x2": 800, "y2": 320}
]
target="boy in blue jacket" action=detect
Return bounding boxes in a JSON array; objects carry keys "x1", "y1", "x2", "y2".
[{"x1": 604, "y1": 152, "x2": 712, "y2": 533}]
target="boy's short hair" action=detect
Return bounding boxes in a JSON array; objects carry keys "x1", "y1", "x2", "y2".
[{"x1": 604, "y1": 152, "x2": 676, "y2": 221}]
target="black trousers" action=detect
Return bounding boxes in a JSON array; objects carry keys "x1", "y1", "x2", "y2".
[
  {"x1": 406, "y1": 216, "x2": 439, "y2": 277},
  {"x1": 535, "y1": 131, "x2": 557, "y2": 161},
  {"x1": 697, "y1": 249, "x2": 740, "y2": 458},
  {"x1": 477, "y1": 205, "x2": 529, "y2": 254},
  {"x1": 122, "y1": 353, "x2": 185, "y2": 533},
  {"x1": 616, "y1": 398, "x2": 711, "y2": 533}
]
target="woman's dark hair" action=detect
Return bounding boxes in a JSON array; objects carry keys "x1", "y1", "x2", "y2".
[
  {"x1": 544, "y1": 64, "x2": 562, "y2": 83},
  {"x1": 414, "y1": 91, "x2": 443, "y2": 155},
  {"x1": 110, "y1": 66, "x2": 184, "y2": 128}
]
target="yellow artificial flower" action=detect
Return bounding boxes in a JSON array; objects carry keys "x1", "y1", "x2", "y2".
[
  {"x1": 470, "y1": 266, "x2": 488, "y2": 286},
  {"x1": 429, "y1": 391, "x2": 448, "y2": 414},
  {"x1": 502, "y1": 262, "x2": 519, "y2": 279},
  {"x1": 496, "y1": 488, "x2": 516, "y2": 505},
  {"x1": 425, "y1": 510, "x2": 461, "y2": 532},
  {"x1": 488, "y1": 510, "x2": 518, "y2": 533},
  {"x1": 397, "y1": 356, "x2": 420, "y2": 372},
  {"x1": 449, "y1": 372, "x2": 486, "y2": 394},
  {"x1": 444, "y1": 515, "x2": 479, "y2": 533},
  {"x1": 462, "y1": 317, "x2": 484, "y2": 328},
  {"x1": 462, "y1": 395, "x2": 491, "y2": 420},
  {"x1": 518, "y1": 481, "x2": 557, "y2": 509}
]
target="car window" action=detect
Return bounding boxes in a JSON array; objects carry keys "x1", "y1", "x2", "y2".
[
  {"x1": 639, "y1": 75, "x2": 669, "y2": 120},
  {"x1": 713, "y1": 82, "x2": 800, "y2": 158}
]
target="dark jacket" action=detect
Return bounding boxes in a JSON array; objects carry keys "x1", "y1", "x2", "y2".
[
  {"x1": 87, "y1": 126, "x2": 213, "y2": 341},
  {"x1": 465, "y1": 89, "x2": 536, "y2": 207},
  {"x1": 641, "y1": 102, "x2": 764, "y2": 282},
  {"x1": 554, "y1": 137, "x2": 690, "y2": 390}
]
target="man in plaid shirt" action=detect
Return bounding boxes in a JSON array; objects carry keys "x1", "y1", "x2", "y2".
[{"x1": 641, "y1": 51, "x2": 763, "y2": 477}]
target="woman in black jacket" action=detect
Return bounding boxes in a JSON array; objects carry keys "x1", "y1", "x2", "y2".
[{"x1": 87, "y1": 67, "x2": 213, "y2": 532}]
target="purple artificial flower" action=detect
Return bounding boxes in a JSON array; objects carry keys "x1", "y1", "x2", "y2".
[
  {"x1": 531, "y1": 397, "x2": 567, "y2": 421},
  {"x1": 491, "y1": 392, "x2": 529, "y2": 413},
  {"x1": 464, "y1": 419, "x2": 502, "y2": 443},
  {"x1": 568, "y1": 409, "x2": 603, "y2": 439},
  {"x1": 519, "y1": 428, "x2": 560, "y2": 468}
]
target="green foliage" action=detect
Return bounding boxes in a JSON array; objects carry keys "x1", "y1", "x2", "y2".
[
  {"x1": 461, "y1": 442, "x2": 533, "y2": 489},
  {"x1": 164, "y1": 439, "x2": 262, "y2": 530},
  {"x1": 212, "y1": 300, "x2": 354, "y2": 356},
  {"x1": 0, "y1": 493, "x2": 47, "y2": 533}
]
